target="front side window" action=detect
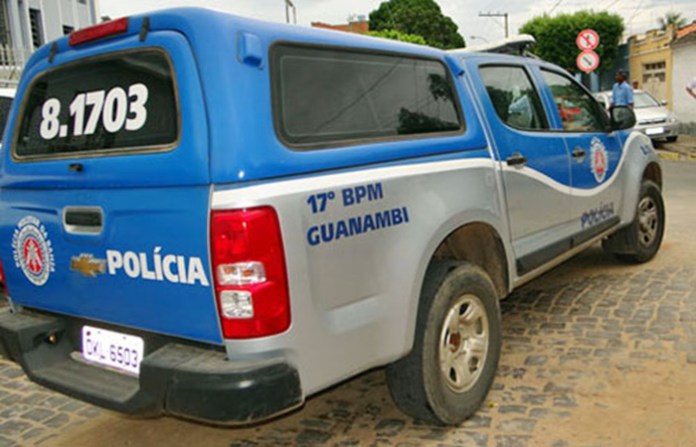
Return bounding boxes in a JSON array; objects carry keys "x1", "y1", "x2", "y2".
[
  {"x1": 541, "y1": 70, "x2": 607, "y2": 132},
  {"x1": 15, "y1": 49, "x2": 178, "y2": 160},
  {"x1": 272, "y1": 45, "x2": 463, "y2": 148},
  {"x1": 479, "y1": 65, "x2": 548, "y2": 131}
]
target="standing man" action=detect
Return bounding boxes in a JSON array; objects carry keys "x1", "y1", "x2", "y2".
[
  {"x1": 687, "y1": 77, "x2": 696, "y2": 99},
  {"x1": 611, "y1": 70, "x2": 634, "y2": 109}
]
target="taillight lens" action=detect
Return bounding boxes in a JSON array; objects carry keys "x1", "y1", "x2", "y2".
[
  {"x1": 211, "y1": 207, "x2": 291, "y2": 339},
  {"x1": 69, "y1": 17, "x2": 129, "y2": 46},
  {"x1": 0, "y1": 257, "x2": 6, "y2": 292}
]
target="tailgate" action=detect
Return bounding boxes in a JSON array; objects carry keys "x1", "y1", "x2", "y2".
[{"x1": 0, "y1": 28, "x2": 222, "y2": 344}]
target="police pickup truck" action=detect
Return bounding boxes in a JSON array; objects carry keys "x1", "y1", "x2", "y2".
[{"x1": 0, "y1": 9, "x2": 664, "y2": 426}]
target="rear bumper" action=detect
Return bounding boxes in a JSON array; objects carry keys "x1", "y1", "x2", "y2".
[{"x1": 0, "y1": 308, "x2": 303, "y2": 425}]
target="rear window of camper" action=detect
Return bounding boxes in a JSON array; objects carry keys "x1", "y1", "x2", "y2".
[{"x1": 14, "y1": 49, "x2": 178, "y2": 160}]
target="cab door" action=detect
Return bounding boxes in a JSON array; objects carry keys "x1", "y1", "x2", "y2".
[
  {"x1": 538, "y1": 69, "x2": 623, "y2": 241},
  {"x1": 471, "y1": 63, "x2": 573, "y2": 275}
]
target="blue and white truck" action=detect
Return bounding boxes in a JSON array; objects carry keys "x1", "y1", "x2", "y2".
[{"x1": 0, "y1": 9, "x2": 663, "y2": 425}]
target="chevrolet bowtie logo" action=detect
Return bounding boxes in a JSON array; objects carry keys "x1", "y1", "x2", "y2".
[{"x1": 70, "y1": 254, "x2": 106, "y2": 278}]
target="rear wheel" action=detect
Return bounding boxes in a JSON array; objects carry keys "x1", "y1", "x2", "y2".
[
  {"x1": 386, "y1": 262, "x2": 501, "y2": 425},
  {"x1": 603, "y1": 180, "x2": 665, "y2": 263}
]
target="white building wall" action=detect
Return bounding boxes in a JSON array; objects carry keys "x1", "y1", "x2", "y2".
[
  {"x1": 672, "y1": 40, "x2": 696, "y2": 127},
  {"x1": 76, "y1": 1, "x2": 91, "y2": 26},
  {"x1": 3, "y1": 0, "x2": 98, "y2": 67}
]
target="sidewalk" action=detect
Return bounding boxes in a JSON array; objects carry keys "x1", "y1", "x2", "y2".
[{"x1": 656, "y1": 134, "x2": 696, "y2": 161}]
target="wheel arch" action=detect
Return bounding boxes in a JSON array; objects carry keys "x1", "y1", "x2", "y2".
[
  {"x1": 642, "y1": 161, "x2": 662, "y2": 190},
  {"x1": 615, "y1": 132, "x2": 663, "y2": 225},
  {"x1": 429, "y1": 222, "x2": 510, "y2": 299},
  {"x1": 395, "y1": 216, "x2": 512, "y2": 365}
]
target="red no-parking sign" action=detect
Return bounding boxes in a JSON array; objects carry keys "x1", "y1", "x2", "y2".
[{"x1": 577, "y1": 29, "x2": 600, "y2": 51}]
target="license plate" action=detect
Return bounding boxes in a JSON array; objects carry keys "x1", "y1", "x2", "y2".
[
  {"x1": 81, "y1": 326, "x2": 144, "y2": 375},
  {"x1": 646, "y1": 126, "x2": 664, "y2": 136}
]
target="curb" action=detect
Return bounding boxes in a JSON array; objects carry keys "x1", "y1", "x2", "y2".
[{"x1": 656, "y1": 150, "x2": 696, "y2": 161}]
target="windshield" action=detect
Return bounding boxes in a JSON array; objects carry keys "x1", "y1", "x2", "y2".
[{"x1": 634, "y1": 91, "x2": 661, "y2": 109}]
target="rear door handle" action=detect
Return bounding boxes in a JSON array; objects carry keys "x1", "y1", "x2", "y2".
[
  {"x1": 572, "y1": 147, "x2": 586, "y2": 161},
  {"x1": 64, "y1": 207, "x2": 103, "y2": 235},
  {"x1": 506, "y1": 152, "x2": 527, "y2": 167}
]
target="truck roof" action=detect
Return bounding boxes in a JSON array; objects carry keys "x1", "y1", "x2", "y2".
[
  {"x1": 27, "y1": 7, "x2": 568, "y2": 84},
  {"x1": 27, "y1": 7, "x2": 451, "y2": 72},
  {"x1": 10, "y1": 8, "x2": 488, "y2": 185},
  {"x1": 450, "y1": 49, "x2": 570, "y2": 74}
]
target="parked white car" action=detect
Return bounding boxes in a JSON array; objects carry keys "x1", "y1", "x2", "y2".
[{"x1": 595, "y1": 90, "x2": 680, "y2": 142}]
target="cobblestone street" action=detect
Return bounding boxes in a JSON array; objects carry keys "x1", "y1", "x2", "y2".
[{"x1": 1, "y1": 160, "x2": 695, "y2": 446}]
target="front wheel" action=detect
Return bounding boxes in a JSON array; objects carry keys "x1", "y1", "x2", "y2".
[
  {"x1": 666, "y1": 136, "x2": 678, "y2": 143},
  {"x1": 386, "y1": 262, "x2": 501, "y2": 425},
  {"x1": 603, "y1": 180, "x2": 665, "y2": 263}
]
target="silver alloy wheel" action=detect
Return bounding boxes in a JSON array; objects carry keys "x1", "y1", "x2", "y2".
[
  {"x1": 638, "y1": 196, "x2": 659, "y2": 247},
  {"x1": 439, "y1": 294, "x2": 489, "y2": 393}
]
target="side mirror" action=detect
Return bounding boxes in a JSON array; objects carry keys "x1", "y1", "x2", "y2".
[
  {"x1": 660, "y1": 100, "x2": 668, "y2": 106},
  {"x1": 610, "y1": 106, "x2": 636, "y2": 131}
]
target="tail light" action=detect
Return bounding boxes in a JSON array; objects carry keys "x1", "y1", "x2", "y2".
[
  {"x1": 69, "y1": 17, "x2": 129, "y2": 46},
  {"x1": 211, "y1": 207, "x2": 291, "y2": 339},
  {"x1": 0, "y1": 257, "x2": 6, "y2": 293}
]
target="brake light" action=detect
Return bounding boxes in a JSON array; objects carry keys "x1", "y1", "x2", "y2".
[
  {"x1": 0, "y1": 257, "x2": 6, "y2": 293},
  {"x1": 69, "y1": 18, "x2": 129, "y2": 46},
  {"x1": 211, "y1": 207, "x2": 291, "y2": 339}
]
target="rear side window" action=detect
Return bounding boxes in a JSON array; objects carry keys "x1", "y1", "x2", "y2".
[
  {"x1": 14, "y1": 49, "x2": 178, "y2": 160},
  {"x1": 271, "y1": 44, "x2": 463, "y2": 148},
  {"x1": 479, "y1": 65, "x2": 548, "y2": 131}
]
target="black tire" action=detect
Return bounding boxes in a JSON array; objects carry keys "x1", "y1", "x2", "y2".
[
  {"x1": 666, "y1": 136, "x2": 678, "y2": 143},
  {"x1": 603, "y1": 180, "x2": 665, "y2": 263},
  {"x1": 386, "y1": 262, "x2": 501, "y2": 425}
]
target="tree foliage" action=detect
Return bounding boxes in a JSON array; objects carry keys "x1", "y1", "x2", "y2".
[
  {"x1": 369, "y1": 0, "x2": 465, "y2": 49},
  {"x1": 369, "y1": 29, "x2": 427, "y2": 45},
  {"x1": 658, "y1": 12, "x2": 688, "y2": 31},
  {"x1": 520, "y1": 11, "x2": 624, "y2": 72}
]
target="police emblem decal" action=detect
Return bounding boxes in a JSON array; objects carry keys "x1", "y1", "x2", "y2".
[
  {"x1": 12, "y1": 216, "x2": 55, "y2": 286},
  {"x1": 590, "y1": 138, "x2": 608, "y2": 183}
]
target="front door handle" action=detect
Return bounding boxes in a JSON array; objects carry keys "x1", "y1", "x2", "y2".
[
  {"x1": 572, "y1": 147, "x2": 587, "y2": 161},
  {"x1": 506, "y1": 152, "x2": 527, "y2": 167}
]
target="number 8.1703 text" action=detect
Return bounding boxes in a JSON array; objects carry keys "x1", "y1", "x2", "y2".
[{"x1": 39, "y1": 83, "x2": 149, "y2": 140}]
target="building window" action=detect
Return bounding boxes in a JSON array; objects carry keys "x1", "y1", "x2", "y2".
[
  {"x1": 63, "y1": 25, "x2": 74, "y2": 35},
  {"x1": 29, "y1": 8, "x2": 44, "y2": 49},
  {"x1": 0, "y1": 2, "x2": 11, "y2": 46},
  {"x1": 643, "y1": 61, "x2": 666, "y2": 71}
]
